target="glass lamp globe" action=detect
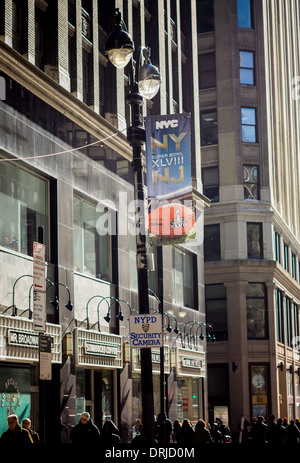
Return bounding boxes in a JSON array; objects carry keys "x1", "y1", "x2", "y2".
[
  {"x1": 105, "y1": 28, "x2": 134, "y2": 70},
  {"x1": 107, "y1": 47, "x2": 133, "y2": 69},
  {"x1": 138, "y1": 63, "x2": 161, "y2": 100}
]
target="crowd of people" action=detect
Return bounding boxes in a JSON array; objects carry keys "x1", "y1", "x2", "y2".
[
  {"x1": 1, "y1": 411, "x2": 300, "y2": 445},
  {"x1": 239, "y1": 415, "x2": 300, "y2": 444}
]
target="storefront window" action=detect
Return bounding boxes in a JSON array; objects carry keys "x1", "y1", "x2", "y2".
[
  {"x1": 0, "y1": 161, "x2": 49, "y2": 258},
  {"x1": 177, "y1": 378, "x2": 202, "y2": 425},
  {"x1": 73, "y1": 196, "x2": 111, "y2": 281},
  {"x1": 0, "y1": 367, "x2": 31, "y2": 436},
  {"x1": 75, "y1": 369, "x2": 114, "y2": 429},
  {"x1": 250, "y1": 365, "x2": 268, "y2": 419}
]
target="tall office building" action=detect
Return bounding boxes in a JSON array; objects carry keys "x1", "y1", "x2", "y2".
[
  {"x1": 0, "y1": 0, "x2": 208, "y2": 442},
  {"x1": 201, "y1": 0, "x2": 300, "y2": 435}
]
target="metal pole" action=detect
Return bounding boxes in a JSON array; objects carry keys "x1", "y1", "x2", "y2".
[
  {"x1": 38, "y1": 226, "x2": 46, "y2": 444},
  {"x1": 157, "y1": 248, "x2": 165, "y2": 420},
  {"x1": 127, "y1": 78, "x2": 155, "y2": 443}
]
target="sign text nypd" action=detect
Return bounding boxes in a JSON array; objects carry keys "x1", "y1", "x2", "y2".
[{"x1": 129, "y1": 315, "x2": 163, "y2": 348}]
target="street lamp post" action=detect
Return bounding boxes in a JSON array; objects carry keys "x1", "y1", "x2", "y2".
[{"x1": 105, "y1": 8, "x2": 161, "y2": 443}]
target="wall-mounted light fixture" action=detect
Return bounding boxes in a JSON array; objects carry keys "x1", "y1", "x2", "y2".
[
  {"x1": 123, "y1": 341, "x2": 130, "y2": 364},
  {"x1": 277, "y1": 362, "x2": 284, "y2": 372},
  {"x1": 170, "y1": 349, "x2": 176, "y2": 369},
  {"x1": 63, "y1": 332, "x2": 73, "y2": 356},
  {"x1": 232, "y1": 362, "x2": 238, "y2": 372}
]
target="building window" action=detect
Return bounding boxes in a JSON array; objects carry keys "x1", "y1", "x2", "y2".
[
  {"x1": 199, "y1": 53, "x2": 216, "y2": 89},
  {"x1": 276, "y1": 289, "x2": 284, "y2": 343},
  {"x1": 247, "y1": 223, "x2": 263, "y2": 259},
  {"x1": 284, "y1": 242, "x2": 289, "y2": 272},
  {"x1": 247, "y1": 283, "x2": 268, "y2": 339},
  {"x1": 239, "y1": 51, "x2": 254, "y2": 85},
  {"x1": 294, "y1": 304, "x2": 299, "y2": 341},
  {"x1": 243, "y1": 165, "x2": 259, "y2": 200},
  {"x1": 73, "y1": 196, "x2": 112, "y2": 282},
  {"x1": 200, "y1": 109, "x2": 218, "y2": 146},
  {"x1": 237, "y1": 0, "x2": 253, "y2": 29},
  {"x1": 205, "y1": 284, "x2": 227, "y2": 340},
  {"x1": 197, "y1": 0, "x2": 214, "y2": 33},
  {"x1": 12, "y1": 0, "x2": 28, "y2": 54},
  {"x1": 202, "y1": 166, "x2": 219, "y2": 203},
  {"x1": 285, "y1": 297, "x2": 292, "y2": 347},
  {"x1": 147, "y1": 246, "x2": 157, "y2": 295},
  {"x1": 129, "y1": 221, "x2": 138, "y2": 292},
  {"x1": 241, "y1": 107, "x2": 257, "y2": 142},
  {"x1": 172, "y1": 247, "x2": 195, "y2": 309},
  {"x1": 0, "y1": 161, "x2": 49, "y2": 259},
  {"x1": 274, "y1": 230, "x2": 281, "y2": 263},
  {"x1": 204, "y1": 224, "x2": 221, "y2": 261},
  {"x1": 291, "y1": 253, "x2": 297, "y2": 279}
]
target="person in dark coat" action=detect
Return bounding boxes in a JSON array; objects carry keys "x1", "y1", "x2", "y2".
[
  {"x1": 266, "y1": 414, "x2": 276, "y2": 444},
  {"x1": 171, "y1": 420, "x2": 181, "y2": 443},
  {"x1": 176, "y1": 419, "x2": 194, "y2": 444},
  {"x1": 211, "y1": 422, "x2": 223, "y2": 444},
  {"x1": 155, "y1": 412, "x2": 173, "y2": 444},
  {"x1": 249, "y1": 415, "x2": 267, "y2": 444},
  {"x1": 216, "y1": 417, "x2": 231, "y2": 440},
  {"x1": 192, "y1": 420, "x2": 214, "y2": 444},
  {"x1": 70, "y1": 412, "x2": 100, "y2": 445},
  {"x1": 272, "y1": 418, "x2": 287, "y2": 444},
  {"x1": 99, "y1": 419, "x2": 121, "y2": 445},
  {"x1": 1, "y1": 414, "x2": 33, "y2": 444},
  {"x1": 286, "y1": 419, "x2": 300, "y2": 444},
  {"x1": 22, "y1": 418, "x2": 40, "y2": 444}
]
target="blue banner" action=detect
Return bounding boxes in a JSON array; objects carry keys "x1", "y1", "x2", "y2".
[{"x1": 145, "y1": 113, "x2": 195, "y2": 245}]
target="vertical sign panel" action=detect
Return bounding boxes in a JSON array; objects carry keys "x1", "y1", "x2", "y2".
[
  {"x1": 33, "y1": 242, "x2": 46, "y2": 292},
  {"x1": 145, "y1": 113, "x2": 196, "y2": 245},
  {"x1": 39, "y1": 334, "x2": 52, "y2": 380},
  {"x1": 33, "y1": 242, "x2": 46, "y2": 332}
]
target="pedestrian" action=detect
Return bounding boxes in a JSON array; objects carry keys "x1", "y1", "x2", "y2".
[
  {"x1": 272, "y1": 417, "x2": 286, "y2": 444},
  {"x1": 70, "y1": 412, "x2": 100, "y2": 445},
  {"x1": 176, "y1": 418, "x2": 194, "y2": 444},
  {"x1": 238, "y1": 416, "x2": 250, "y2": 444},
  {"x1": 211, "y1": 422, "x2": 223, "y2": 443},
  {"x1": 171, "y1": 419, "x2": 181, "y2": 443},
  {"x1": 286, "y1": 419, "x2": 300, "y2": 444},
  {"x1": 249, "y1": 415, "x2": 267, "y2": 444},
  {"x1": 22, "y1": 418, "x2": 40, "y2": 444},
  {"x1": 155, "y1": 412, "x2": 173, "y2": 444},
  {"x1": 282, "y1": 417, "x2": 288, "y2": 428},
  {"x1": 216, "y1": 417, "x2": 232, "y2": 443},
  {"x1": 192, "y1": 419, "x2": 214, "y2": 444},
  {"x1": 99, "y1": 419, "x2": 121, "y2": 445},
  {"x1": 0, "y1": 414, "x2": 33, "y2": 444},
  {"x1": 266, "y1": 414, "x2": 276, "y2": 444}
]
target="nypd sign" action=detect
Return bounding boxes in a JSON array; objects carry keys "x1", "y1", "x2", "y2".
[{"x1": 129, "y1": 314, "x2": 163, "y2": 348}]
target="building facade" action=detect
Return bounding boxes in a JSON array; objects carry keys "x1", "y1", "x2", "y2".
[
  {"x1": 0, "y1": 0, "x2": 209, "y2": 443},
  {"x1": 200, "y1": 0, "x2": 300, "y2": 435}
]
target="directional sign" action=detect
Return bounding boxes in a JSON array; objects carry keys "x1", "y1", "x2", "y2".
[
  {"x1": 39, "y1": 334, "x2": 52, "y2": 380},
  {"x1": 33, "y1": 241, "x2": 46, "y2": 292},
  {"x1": 33, "y1": 290, "x2": 46, "y2": 333},
  {"x1": 129, "y1": 314, "x2": 163, "y2": 348}
]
